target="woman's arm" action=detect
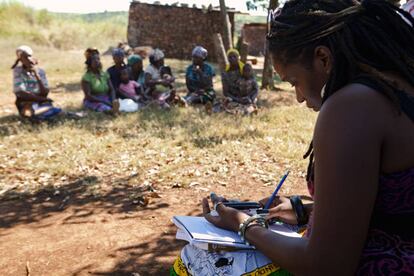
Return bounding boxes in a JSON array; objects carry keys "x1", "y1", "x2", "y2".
[
  {"x1": 33, "y1": 69, "x2": 49, "y2": 97},
  {"x1": 15, "y1": 91, "x2": 50, "y2": 103},
  {"x1": 207, "y1": 84, "x2": 388, "y2": 275},
  {"x1": 107, "y1": 79, "x2": 116, "y2": 102}
]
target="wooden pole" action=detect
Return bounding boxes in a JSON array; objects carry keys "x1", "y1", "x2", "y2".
[
  {"x1": 219, "y1": 0, "x2": 233, "y2": 50},
  {"x1": 213, "y1": 33, "x2": 228, "y2": 73}
]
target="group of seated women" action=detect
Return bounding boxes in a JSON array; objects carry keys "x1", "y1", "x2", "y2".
[{"x1": 11, "y1": 44, "x2": 259, "y2": 120}]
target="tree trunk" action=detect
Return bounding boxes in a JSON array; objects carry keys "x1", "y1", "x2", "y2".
[
  {"x1": 261, "y1": 0, "x2": 279, "y2": 90},
  {"x1": 239, "y1": 35, "x2": 249, "y2": 64},
  {"x1": 219, "y1": 0, "x2": 233, "y2": 50},
  {"x1": 213, "y1": 33, "x2": 228, "y2": 73}
]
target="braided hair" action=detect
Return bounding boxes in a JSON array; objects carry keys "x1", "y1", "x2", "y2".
[{"x1": 267, "y1": 0, "x2": 414, "y2": 182}]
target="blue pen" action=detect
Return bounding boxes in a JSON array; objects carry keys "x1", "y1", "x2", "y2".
[{"x1": 264, "y1": 171, "x2": 290, "y2": 210}]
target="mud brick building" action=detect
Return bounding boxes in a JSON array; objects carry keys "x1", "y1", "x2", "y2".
[
  {"x1": 127, "y1": 2, "x2": 238, "y2": 61},
  {"x1": 241, "y1": 23, "x2": 267, "y2": 56}
]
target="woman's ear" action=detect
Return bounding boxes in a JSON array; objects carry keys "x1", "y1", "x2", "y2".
[{"x1": 314, "y1": 46, "x2": 332, "y2": 75}]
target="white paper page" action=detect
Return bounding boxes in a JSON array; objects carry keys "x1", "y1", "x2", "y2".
[{"x1": 173, "y1": 216, "x2": 301, "y2": 249}]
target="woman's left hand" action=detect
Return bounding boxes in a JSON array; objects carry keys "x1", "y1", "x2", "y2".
[{"x1": 202, "y1": 197, "x2": 250, "y2": 232}]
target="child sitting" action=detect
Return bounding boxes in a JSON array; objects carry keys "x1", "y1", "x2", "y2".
[{"x1": 118, "y1": 68, "x2": 143, "y2": 102}]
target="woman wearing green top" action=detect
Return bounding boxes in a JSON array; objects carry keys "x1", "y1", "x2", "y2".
[{"x1": 81, "y1": 48, "x2": 118, "y2": 112}]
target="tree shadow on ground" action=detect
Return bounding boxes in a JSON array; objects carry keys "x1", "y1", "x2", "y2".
[
  {"x1": 72, "y1": 209, "x2": 201, "y2": 276},
  {"x1": 0, "y1": 174, "x2": 169, "y2": 231}
]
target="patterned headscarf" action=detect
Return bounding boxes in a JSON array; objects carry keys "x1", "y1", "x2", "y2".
[
  {"x1": 150, "y1": 48, "x2": 165, "y2": 62},
  {"x1": 192, "y1": 46, "x2": 208, "y2": 60}
]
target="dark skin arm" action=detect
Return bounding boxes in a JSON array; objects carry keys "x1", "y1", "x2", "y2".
[
  {"x1": 29, "y1": 68, "x2": 49, "y2": 97},
  {"x1": 204, "y1": 84, "x2": 386, "y2": 275},
  {"x1": 81, "y1": 80, "x2": 112, "y2": 106},
  {"x1": 144, "y1": 72, "x2": 170, "y2": 89},
  {"x1": 15, "y1": 91, "x2": 50, "y2": 103}
]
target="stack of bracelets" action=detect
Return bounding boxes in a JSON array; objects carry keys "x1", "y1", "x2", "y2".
[{"x1": 238, "y1": 214, "x2": 268, "y2": 245}]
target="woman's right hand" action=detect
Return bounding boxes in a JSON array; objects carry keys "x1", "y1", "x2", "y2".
[{"x1": 259, "y1": 196, "x2": 298, "y2": 225}]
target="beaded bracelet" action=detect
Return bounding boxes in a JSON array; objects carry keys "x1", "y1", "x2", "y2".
[{"x1": 238, "y1": 214, "x2": 268, "y2": 245}]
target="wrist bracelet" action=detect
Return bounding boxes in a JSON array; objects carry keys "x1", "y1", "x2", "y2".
[
  {"x1": 290, "y1": 195, "x2": 308, "y2": 226},
  {"x1": 238, "y1": 214, "x2": 268, "y2": 245}
]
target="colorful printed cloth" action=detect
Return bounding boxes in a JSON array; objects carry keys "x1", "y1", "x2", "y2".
[
  {"x1": 13, "y1": 66, "x2": 48, "y2": 94},
  {"x1": 83, "y1": 95, "x2": 112, "y2": 112},
  {"x1": 185, "y1": 63, "x2": 215, "y2": 93},
  {"x1": 82, "y1": 71, "x2": 111, "y2": 96},
  {"x1": 171, "y1": 244, "x2": 291, "y2": 276}
]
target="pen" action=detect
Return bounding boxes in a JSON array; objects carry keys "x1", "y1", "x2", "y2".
[{"x1": 264, "y1": 171, "x2": 290, "y2": 210}]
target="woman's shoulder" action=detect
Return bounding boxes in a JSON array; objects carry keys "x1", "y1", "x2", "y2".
[{"x1": 317, "y1": 83, "x2": 395, "y2": 139}]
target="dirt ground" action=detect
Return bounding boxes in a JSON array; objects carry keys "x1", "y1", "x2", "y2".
[
  {"x1": 0, "y1": 175, "x2": 308, "y2": 275},
  {"x1": 0, "y1": 81, "x2": 309, "y2": 275}
]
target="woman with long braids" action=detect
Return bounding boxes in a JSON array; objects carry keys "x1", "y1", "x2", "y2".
[{"x1": 171, "y1": 0, "x2": 414, "y2": 275}]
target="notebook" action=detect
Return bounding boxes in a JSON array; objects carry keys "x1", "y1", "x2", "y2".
[{"x1": 172, "y1": 216, "x2": 302, "y2": 251}]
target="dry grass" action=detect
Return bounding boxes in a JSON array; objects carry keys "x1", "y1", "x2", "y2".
[{"x1": 0, "y1": 43, "x2": 316, "y2": 199}]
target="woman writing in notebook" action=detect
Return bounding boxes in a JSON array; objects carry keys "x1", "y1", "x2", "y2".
[{"x1": 172, "y1": 0, "x2": 414, "y2": 275}]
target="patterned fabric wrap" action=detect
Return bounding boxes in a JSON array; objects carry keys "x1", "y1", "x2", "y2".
[
  {"x1": 83, "y1": 95, "x2": 112, "y2": 112},
  {"x1": 185, "y1": 63, "x2": 215, "y2": 93},
  {"x1": 356, "y1": 168, "x2": 414, "y2": 275},
  {"x1": 171, "y1": 244, "x2": 291, "y2": 276},
  {"x1": 306, "y1": 168, "x2": 414, "y2": 275},
  {"x1": 13, "y1": 66, "x2": 48, "y2": 94}
]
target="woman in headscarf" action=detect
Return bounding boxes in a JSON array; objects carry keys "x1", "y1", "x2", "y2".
[
  {"x1": 81, "y1": 48, "x2": 119, "y2": 113},
  {"x1": 106, "y1": 48, "x2": 126, "y2": 98},
  {"x1": 184, "y1": 46, "x2": 216, "y2": 105},
  {"x1": 221, "y1": 48, "x2": 245, "y2": 101},
  {"x1": 12, "y1": 45, "x2": 62, "y2": 120},
  {"x1": 127, "y1": 54, "x2": 145, "y2": 87},
  {"x1": 144, "y1": 49, "x2": 181, "y2": 108}
]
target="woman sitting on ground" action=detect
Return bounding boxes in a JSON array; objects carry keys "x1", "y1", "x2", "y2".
[
  {"x1": 184, "y1": 46, "x2": 216, "y2": 105},
  {"x1": 172, "y1": 0, "x2": 414, "y2": 275},
  {"x1": 144, "y1": 49, "x2": 182, "y2": 108},
  {"x1": 106, "y1": 48, "x2": 126, "y2": 98},
  {"x1": 81, "y1": 48, "x2": 118, "y2": 113},
  {"x1": 222, "y1": 48, "x2": 245, "y2": 100},
  {"x1": 12, "y1": 45, "x2": 62, "y2": 120},
  {"x1": 127, "y1": 54, "x2": 146, "y2": 88},
  {"x1": 223, "y1": 63, "x2": 259, "y2": 115}
]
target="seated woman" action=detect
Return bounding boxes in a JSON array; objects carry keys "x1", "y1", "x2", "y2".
[
  {"x1": 172, "y1": 0, "x2": 414, "y2": 275},
  {"x1": 184, "y1": 46, "x2": 216, "y2": 105},
  {"x1": 12, "y1": 45, "x2": 61, "y2": 120},
  {"x1": 223, "y1": 63, "x2": 259, "y2": 115},
  {"x1": 144, "y1": 49, "x2": 182, "y2": 108},
  {"x1": 127, "y1": 54, "x2": 145, "y2": 88},
  {"x1": 106, "y1": 48, "x2": 126, "y2": 98},
  {"x1": 222, "y1": 48, "x2": 245, "y2": 100},
  {"x1": 81, "y1": 48, "x2": 119, "y2": 113}
]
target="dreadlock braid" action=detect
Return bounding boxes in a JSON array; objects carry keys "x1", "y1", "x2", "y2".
[{"x1": 267, "y1": 0, "x2": 414, "y2": 182}]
